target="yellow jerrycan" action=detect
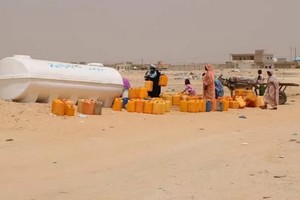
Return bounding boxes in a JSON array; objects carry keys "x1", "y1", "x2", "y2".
[
  {"x1": 158, "y1": 74, "x2": 168, "y2": 86},
  {"x1": 51, "y1": 99, "x2": 65, "y2": 116},
  {"x1": 138, "y1": 87, "x2": 148, "y2": 99},
  {"x1": 172, "y1": 94, "x2": 181, "y2": 106},
  {"x1": 128, "y1": 88, "x2": 139, "y2": 99},
  {"x1": 112, "y1": 98, "x2": 123, "y2": 111},
  {"x1": 126, "y1": 99, "x2": 136, "y2": 112},
  {"x1": 152, "y1": 101, "x2": 164, "y2": 114},
  {"x1": 164, "y1": 100, "x2": 171, "y2": 112},
  {"x1": 229, "y1": 100, "x2": 240, "y2": 109},
  {"x1": 135, "y1": 99, "x2": 145, "y2": 113},
  {"x1": 82, "y1": 99, "x2": 95, "y2": 115},
  {"x1": 180, "y1": 100, "x2": 188, "y2": 112},
  {"x1": 144, "y1": 80, "x2": 153, "y2": 92},
  {"x1": 199, "y1": 99, "x2": 206, "y2": 112},
  {"x1": 143, "y1": 100, "x2": 153, "y2": 114},
  {"x1": 65, "y1": 104, "x2": 75, "y2": 116}
]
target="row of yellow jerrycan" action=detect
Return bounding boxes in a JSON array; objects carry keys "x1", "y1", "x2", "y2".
[
  {"x1": 224, "y1": 95, "x2": 264, "y2": 109},
  {"x1": 52, "y1": 99, "x2": 103, "y2": 116},
  {"x1": 51, "y1": 99, "x2": 76, "y2": 116},
  {"x1": 77, "y1": 99, "x2": 103, "y2": 115},
  {"x1": 113, "y1": 98, "x2": 171, "y2": 114},
  {"x1": 128, "y1": 87, "x2": 148, "y2": 99},
  {"x1": 179, "y1": 99, "x2": 230, "y2": 112},
  {"x1": 233, "y1": 89, "x2": 265, "y2": 108},
  {"x1": 221, "y1": 96, "x2": 244, "y2": 109},
  {"x1": 160, "y1": 93, "x2": 203, "y2": 106}
]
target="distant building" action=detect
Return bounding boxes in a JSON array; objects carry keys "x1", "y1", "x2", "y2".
[
  {"x1": 157, "y1": 61, "x2": 169, "y2": 69},
  {"x1": 115, "y1": 63, "x2": 132, "y2": 71},
  {"x1": 229, "y1": 49, "x2": 274, "y2": 68}
]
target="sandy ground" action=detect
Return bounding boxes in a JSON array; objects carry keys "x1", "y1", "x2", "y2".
[{"x1": 1, "y1": 68, "x2": 300, "y2": 200}]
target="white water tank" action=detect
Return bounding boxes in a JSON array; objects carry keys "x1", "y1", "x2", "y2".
[{"x1": 0, "y1": 55, "x2": 124, "y2": 107}]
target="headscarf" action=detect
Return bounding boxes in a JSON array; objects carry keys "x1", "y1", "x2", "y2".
[
  {"x1": 203, "y1": 64, "x2": 215, "y2": 85},
  {"x1": 202, "y1": 64, "x2": 216, "y2": 100},
  {"x1": 267, "y1": 70, "x2": 279, "y2": 84},
  {"x1": 150, "y1": 64, "x2": 156, "y2": 69},
  {"x1": 145, "y1": 64, "x2": 158, "y2": 79},
  {"x1": 122, "y1": 77, "x2": 131, "y2": 90}
]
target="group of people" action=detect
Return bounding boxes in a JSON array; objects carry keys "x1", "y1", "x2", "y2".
[
  {"x1": 124, "y1": 64, "x2": 279, "y2": 110},
  {"x1": 181, "y1": 64, "x2": 225, "y2": 100},
  {"x1": 255, "y1": 69, "x2": 279, "y2": 110},
  {"x1": 143, "y1": 64, "x2": 224, "y2": 100}
]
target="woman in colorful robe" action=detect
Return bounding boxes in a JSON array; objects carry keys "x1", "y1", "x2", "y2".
[{"x1": 203, "y1": 64, "x2": 215, "y2": 100}]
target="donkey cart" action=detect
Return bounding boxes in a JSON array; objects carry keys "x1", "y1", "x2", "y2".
[{"x1": 217, "y1": 75, "x2": 299, "y2": 105}]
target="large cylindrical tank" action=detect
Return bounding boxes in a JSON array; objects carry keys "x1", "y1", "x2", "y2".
[{"x1": 0, "y1": 55, "x2": 123, "y2": 107}]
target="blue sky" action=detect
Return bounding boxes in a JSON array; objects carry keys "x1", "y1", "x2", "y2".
[{"x1": 0, "y1": 0, "x2": 299, "y2": 64}]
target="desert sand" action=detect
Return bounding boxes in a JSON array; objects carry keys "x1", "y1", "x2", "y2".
[{"x1": 1, "y1": 68, "x2": 300, "y2": 200}]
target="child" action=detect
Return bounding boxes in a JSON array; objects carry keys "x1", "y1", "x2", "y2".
[
  {"x1": 256, "y1": 69, "x2": 265, "y2": 96},
  {"x1": 182, "y1": 79, "x2": 196, "y2": 96}
]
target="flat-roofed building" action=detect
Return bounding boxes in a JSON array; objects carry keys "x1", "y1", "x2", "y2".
[{"x1": 229, "y1": 49, "x2": 274, "y2": 68}]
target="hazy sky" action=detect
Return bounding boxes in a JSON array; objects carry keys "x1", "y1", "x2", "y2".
[{"x1": 0, "y1": 0, "x2": 299, "y2": 64}]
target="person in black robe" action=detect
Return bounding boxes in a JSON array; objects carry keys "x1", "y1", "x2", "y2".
[{"x1": 144, "y1": 64, "x2": 161, "y2": 97}]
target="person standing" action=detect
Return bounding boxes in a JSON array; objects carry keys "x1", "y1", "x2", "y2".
[
  {"x1": 261, "y1": 70, "x2": 279, "y2": 110},
  {"x1": 202, "y1": 64, "x2": 215, "y2": 100},
  {"x1": 144, "y1": 64, "x2": 161, "y2": 97},
  {"x1": 256, "y1": 69, "x2": 265, "y2": 95},
  {"x1": 214, "y1": 78, "x2": 224, "y2": 99}
]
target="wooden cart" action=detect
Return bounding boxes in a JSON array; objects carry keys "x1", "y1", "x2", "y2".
[{"x1": 218, "y1": 75, "x2": 299, "y2": 105}]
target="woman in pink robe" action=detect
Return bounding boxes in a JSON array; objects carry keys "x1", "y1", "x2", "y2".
[
  {"x1": 261, "y1": 70, "x2": 279, "y2": 110},
  {"x1": 203, "y1": 64, "x2": 215, "y2": 100}
]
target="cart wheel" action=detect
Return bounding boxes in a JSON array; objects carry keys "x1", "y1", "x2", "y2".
[{"x1": 279, "y1": 91, "x2": 287, "y2": 105}]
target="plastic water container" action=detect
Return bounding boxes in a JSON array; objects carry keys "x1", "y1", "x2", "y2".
[
  {"x1": 180, "y1": 94, "x2": 189, "y2": 101},
  {"x1": 51, "y1": 99, "x2": 65, "y2": 116},
  {"x1": 211, "y1": 99, "x2": 216, "y2": 111},
  {"x1": 143, "y1": 100, "x2": 153, "y2": 114},
  {"x1": 128, "y1": 88, "x2": 139, "y2": 99},
  {"x1": 164, "y1": 94, "x2": 173, "y2": 105},
  {"x1": 188, "y1": 100, "x2": 200, "y2": 113},
  {"x1": 0, "y1": 55, "x2": 123, "y2": 107},
  {"x1": 158, "y1": 74, "x2": 168, "y2": 86},
  {"x1": 94, "y1": 100, "x2": 103, "y2": 115},
  {"x1": 112, "y1": 98, "x2": 123, "y2": 111},
  {"x1": 126, "y1": 99, "x2": 136, "y2": 112},
  {"x1": 206, "y1": 100, "x2": 211, "y2": 112},
  {"x1": 65, "y1": 104, "x2": 75, "y2": 116},
  {"x1": 77, "y1": 99, "x2": 84, "y2": 113},
  {"x1": 216, "y1": 100, "x2": 223, "y2": 111},
  {"x1": 135, "y1": 99, "x2": 144, "y2": 113},
  {"x1": 172, "y1": 94, "x2": 181, "y2": 106},
  {"x1": 144, "y1": 81, "x2": 153, "y2": 92},
  {"x1": 221, "y1": 99, "x2": 229, "y2": 111},
  {"x1": 82, "y1": 99, "x2": 95, "y2": 115},
  {"x1": 229, "y1": 100, "x2": 240, "y2": 109},
  {"x1": 236, "y1": 96, "x2": 246, "y2": 108},
  {"x1": 164, "y1": 100, "x2": 171, "y2": 112},
  {"x1": 153, "y1": 101, "x2": 165, "y2": 114},
  {"x1": 257, "y1": 96, "x2": 265, "y2": 107},
  {"x1": 199, "y1": 99, "x2": 206, "y2": 112},
  {"x1": 138, "y1": 87, "x2": 148, "y2": 99},
  {"x1": 180, "y1": 100, "x2": 188, "y2": 112},
  {"x1": 122, "y1": 97, "x2": 129, "y2": 108}
]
